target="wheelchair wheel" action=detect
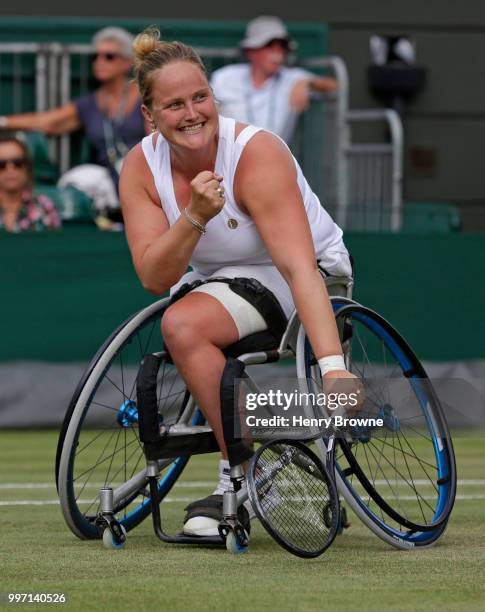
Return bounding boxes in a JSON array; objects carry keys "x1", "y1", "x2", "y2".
[
  {"x1": 57, "y1": 298, "x2": 200, "y2": 540},
  {"x1": 296, "y1": 303, "x2": 456, "y2": 549}
]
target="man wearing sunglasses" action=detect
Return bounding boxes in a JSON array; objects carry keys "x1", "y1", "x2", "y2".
[
  {"x1": 210, "y1": 16, "x2": 337, "y2": 144},
  {"x1": 0, "y1": 27, "x2": 149, "y2": 226}
]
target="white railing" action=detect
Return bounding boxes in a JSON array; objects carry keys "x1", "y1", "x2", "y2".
[{"x1": 0, "y1": 42, "x2": 403, "y2": 231}]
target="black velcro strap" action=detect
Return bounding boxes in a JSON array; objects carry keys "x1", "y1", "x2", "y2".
[
  {"x1": 220, "y1": 357, "x2": 254, "y2": 467},
  {"x1": 184, "y1": 494, "x2": 223, "y2": 523},
  {"x1": 169, "y1": 279, "x2": 206, "y2": 303},
  {"x1": 228, "y1": 277, "x2": 287, "y2": 341},
  {"x1": 169, "y1": 276, "x2": 287, "y2": 344},
  {"x1": 137, "y1": 354, "x2": 162, "y2": 444},
  {"x1": 223, "y1": 330, "x2": 278, "y2": 358}
]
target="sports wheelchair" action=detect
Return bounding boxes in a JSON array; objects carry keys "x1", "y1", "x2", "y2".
[{"x1": 56, "y1": 271, "x2": 456, "y2": 556}]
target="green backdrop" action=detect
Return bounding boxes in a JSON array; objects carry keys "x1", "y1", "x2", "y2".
[
  {"x1": 0, "y1": 16, "x2": 328, "y2": 115},
  {"x1": 2, "y1": 227, "x2": 483, "y2": 363}
]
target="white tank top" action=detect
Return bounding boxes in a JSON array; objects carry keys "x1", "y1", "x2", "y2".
[{"x1": 141, "y1": 115, "x2": 348, "y2": 276}]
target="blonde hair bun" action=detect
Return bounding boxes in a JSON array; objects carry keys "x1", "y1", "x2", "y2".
[
  {"x1": 133, "y1": 26, "x2": 160, "y2": 64},
  {"x1": 132, "y1": 26, "x2": 207, "y2": 108}
]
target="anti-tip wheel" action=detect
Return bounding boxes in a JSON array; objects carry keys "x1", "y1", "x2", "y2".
[
  {"x1": 226, "y1": 530, "x2": 249, "y2": 554},
  {"x1": 102, "y1": 525, "x2": 127, "y2": 550}
]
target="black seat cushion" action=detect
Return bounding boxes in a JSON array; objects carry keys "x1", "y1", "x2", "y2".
[{"x1": 222, "y1": 330, "x2": 279, "y2": 359}]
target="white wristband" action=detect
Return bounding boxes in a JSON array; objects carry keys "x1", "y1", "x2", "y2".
[
  {"x1": 318, "y1": 354, "x2": 346, "y2": 376},
  {"x1": 0, "y1": 116, "x2": 8, "y2": 128}
]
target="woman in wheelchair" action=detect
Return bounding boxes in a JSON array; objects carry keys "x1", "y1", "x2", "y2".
[{"x1": 119, "y1": 26, "x2": 357, "y2": 537}]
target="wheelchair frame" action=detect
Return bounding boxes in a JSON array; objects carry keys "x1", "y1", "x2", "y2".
[{"x1": 56, "y1": 273, "x2": 456, "y2": 553}]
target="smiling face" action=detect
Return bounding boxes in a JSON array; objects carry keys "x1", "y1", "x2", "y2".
[
  {"x1": 143, "y1": 60, "x2": 218, "y2": 151},
  {"x1": 0, "y1": 141, "x2": 30, "y2": 194},
  {"x1": 92, "y1": 39, "x2": 133, "y2": 83}
]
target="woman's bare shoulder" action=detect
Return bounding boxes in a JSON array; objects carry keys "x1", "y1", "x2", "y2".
[
  {"x1": 234, "y1": 121, "x2": 283, "y2": 148},
  {"x1": 238, "y1": 129, "x2": 293, "y2": 171},
  {"x1": 123, "y1": 141, "x2": 149, "y2": 171},
  {"x1": 234, "y1": 121, "x2": 249, "y2": 139},
  {"x1": 120, "y1": 141, "x2": 161, "y2": 207},
  {"x1": 234, "y1": 130, "x2": 296, "y2": 204}
]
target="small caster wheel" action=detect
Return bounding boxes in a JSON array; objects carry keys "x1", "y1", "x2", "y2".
[
  {"x1": 337, "y1": 506, "x2": 350, "y2": 535},
  {"x1": 226, "y1": 530, "x2": 249, "y2": 554},
  {"x1": 102, "y1": 524, "x2": 127, "y2": 550}
]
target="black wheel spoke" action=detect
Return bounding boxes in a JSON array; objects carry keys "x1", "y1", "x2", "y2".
[
  {"x1": 103, "y1": 373, "x2": 129, "y2": 401},
  {"x1": 59, "y1": 304, "x2": 197, "y2": 539},
  {"x1": 90, "y1": 401, "x2": 119, "y2": 413},
  {"x1": 373, "y1": 435, "x2": 438, "y2": 471},
  {"x1": 74, "y1": 436, "x2": 140, "y2": 484},
  {"x1": 365, "y1": 436, "x2": 409, "y2": 522},
  {"x1": 398, "y1": 429, "x2": 439, "y2": 494},
  {"x1": 369, "y1": 438, "x2": 436, "y2": 517},
  {"x1": 75, "y1": 422, "x2": 119, "y2": 456},
  {"x1": 304, "y1": 304, "x2": 455, "y2": 540}
]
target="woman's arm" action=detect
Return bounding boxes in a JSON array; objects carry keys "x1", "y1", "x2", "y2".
[
  {"x1": 234, "y1": 131, "x2": 344, "y2": 367},
  {"x1": 1, "y1": 103, "x2": 81, "y2": 135},
  {"x1": 120, "y1": 144, "x2": 224, "y2": 294}
]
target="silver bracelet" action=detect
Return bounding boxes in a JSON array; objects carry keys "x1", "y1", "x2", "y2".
[
  {"x1": 183, "y1": 207, "x2": 206, "y2": 235},
  {"x1": 0, "y1": 116, "x2": 8, "y2": 128}
]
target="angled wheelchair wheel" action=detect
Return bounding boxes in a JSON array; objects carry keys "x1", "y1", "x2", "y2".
[
  {"x1": 56, "y1": 298, "x2": 200, "y2": 540},
  {"x1": 297, "y1": 303, "x2": 457, "y2": 549},
  {"x1": 247, "y1": 440, "x2": 340, "y2": 558}
]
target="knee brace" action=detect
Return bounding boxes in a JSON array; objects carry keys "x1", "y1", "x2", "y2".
[{"x1": 169, "y1": 276, "x2": 287, "y2": 343}]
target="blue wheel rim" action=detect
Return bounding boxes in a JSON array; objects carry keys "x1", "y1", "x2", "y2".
[{"x1": 307, "y1": 304, "x2": 454, "y2": 544}]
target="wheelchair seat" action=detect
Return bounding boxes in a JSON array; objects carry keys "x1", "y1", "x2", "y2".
[{"x1": 222, "y1": 330, "x2": 280, "y2": 359}]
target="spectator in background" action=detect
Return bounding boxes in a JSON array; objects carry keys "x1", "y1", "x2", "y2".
[
  {"x1": 210, "y1": 16, "x2": 338, "y2": 144},
  {"x1": 0, "y1": 135, "x2": 61, "y2": 232},
  {"x1": 0, "y1": 27, "x2": 149, "y2": 225}
]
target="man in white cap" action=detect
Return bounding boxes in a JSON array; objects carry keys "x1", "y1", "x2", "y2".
[{"x1": 210, "y1": 15, "x2": 337, "y2": 143}]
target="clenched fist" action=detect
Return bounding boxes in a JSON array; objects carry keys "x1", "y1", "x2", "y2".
[
  {"x1": 186, "y1": 171, "x2": 225, "y2": 225},
  {"x1": 322, "y1": 370, "x2": 366, "y2": 417}
]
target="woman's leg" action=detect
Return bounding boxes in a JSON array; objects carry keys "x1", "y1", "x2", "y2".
[{"x1": 161, "y1": 291, "x2": 240, "y2": 457}]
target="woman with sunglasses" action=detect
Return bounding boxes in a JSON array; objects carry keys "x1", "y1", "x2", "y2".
[
  {"x1": 0, "y1": 135, "x2": 61, "y2": 232},
  {"x1": 121, "y1": 27, "x2": 358, "y2": 537},
  {"x1": 0, "y1": 27, "x2": 149, "y2": 222}
]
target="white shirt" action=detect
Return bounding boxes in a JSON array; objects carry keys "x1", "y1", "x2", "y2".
[
  {"x1": 210, "y1": 64, "x2": 311, "y2": 143},
  {"x1": 140, "y1": 116, "x2": 351, "y2": 316}
]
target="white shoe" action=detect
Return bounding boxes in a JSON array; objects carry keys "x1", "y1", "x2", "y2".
[
  {"x1": 182, "y1": 515, "x2": 220, "y2": 537},
  {"x1": 182, "y1": 493, "x2": 224, "y2": 537},
  {"x1": 183, "y1": 460, "x2": 231, "y2": 536},
  {"x1": 183, "y1": 460, "x2": 254, "y2": 535}
]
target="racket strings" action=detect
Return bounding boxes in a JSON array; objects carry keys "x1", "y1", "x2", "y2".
[{"x1": 254, "y1": 445, "x2": 338, "y2": 553}]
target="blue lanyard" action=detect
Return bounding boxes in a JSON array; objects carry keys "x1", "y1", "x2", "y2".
[{"x1": 244, "y1": 72, "x2": 281, "y2": 131}]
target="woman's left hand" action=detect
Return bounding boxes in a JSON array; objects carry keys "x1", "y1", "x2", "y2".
[{"x1": 322, "y1": 370, "x2": 365, "y2": 416}]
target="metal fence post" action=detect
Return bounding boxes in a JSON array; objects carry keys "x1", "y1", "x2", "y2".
[
  {"x1": 0, "y1": 41, "x2": 403, "y2": 232},
  {"x1": 345, "y1": 109, "x2": 403, "y2": 231}
]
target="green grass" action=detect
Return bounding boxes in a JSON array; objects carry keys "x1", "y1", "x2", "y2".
[{"x1": 0, "y1": 431, "x2": 484, "y2": 611}]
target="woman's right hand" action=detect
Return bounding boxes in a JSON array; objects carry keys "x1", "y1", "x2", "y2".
[{"x1": 187, "y1": 171, "x2": 225, "y2": 225}]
